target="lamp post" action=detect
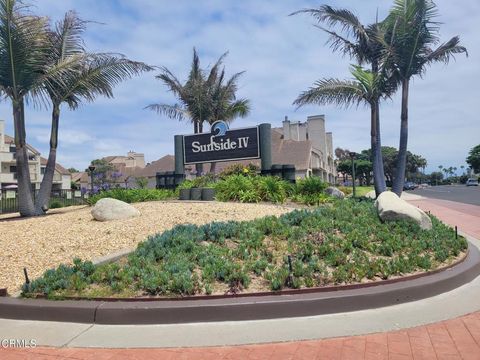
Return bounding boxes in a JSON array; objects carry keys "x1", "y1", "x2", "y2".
[
  {"x1": 349, "y1": 152, "x2": 357, "y2": 198},
  {"x1": 88, "y1": 165, "x2": 96, "y2": 194}
]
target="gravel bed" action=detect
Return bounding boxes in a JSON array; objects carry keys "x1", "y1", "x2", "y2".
[{"x1": 0, "y1": 201, "x2": 291, "y2": 294}]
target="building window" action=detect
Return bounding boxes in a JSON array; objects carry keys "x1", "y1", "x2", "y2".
[
  {"x1": 9, "y1": 146, "x2": 15, "y2": 153},
  {"x1": 41, "y1": 167, "x2": 46, "y2": 175},
  {"x1": 9, "y1": 165, "x2": 16, "y2": 173}
]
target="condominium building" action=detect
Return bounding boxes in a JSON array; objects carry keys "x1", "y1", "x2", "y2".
[
  {"x1": 278, "y1": 115, "x2": 336, "y2": 182},
  {"x1": 0, "y1": 120, "x2": 71, "y2": 191}
]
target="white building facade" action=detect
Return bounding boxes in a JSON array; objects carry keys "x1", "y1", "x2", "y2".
[{"x1": 0, "y1": 120, "x2": 71, "y2": 191}]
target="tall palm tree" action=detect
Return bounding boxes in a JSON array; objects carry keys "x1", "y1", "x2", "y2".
[
  {"x1": 291, "y1": 5, "x2": 392, "y2": 196},
  {"x1": 147, "y1": 48, "x2": 249, "y2": 176},
  {"x1": 35, "y1": 11, "x2": 153, "y2": 213},
  {"x1": 384, "y1": 0, "x2": 467, "y2": 196},
  {"x1": 0, "y1": 0, "x2": 60, "y2": 216}
]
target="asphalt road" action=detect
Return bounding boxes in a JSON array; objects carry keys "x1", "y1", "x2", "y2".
[{"x1": 406, "y1": 185, "x2": 480, "y2": 206}]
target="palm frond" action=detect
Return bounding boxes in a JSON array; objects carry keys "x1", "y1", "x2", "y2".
[
  {"x1": 50, "y1": 10, "x2": 87, "y2": 61},
  {"x1": 426, "y1": 36, "x2": 468, "y2": 64},
  {"x1": 206, "y1": 51, "x2": 228, "y2": 86},
  {"x1": 57, "y1": 53, "x2": 153, "y2": 108},
  {"x1": 225, "y1": 99, "x2": 250, "y2": 120},
  {"x1": 291, "y1": 5, "x2": 366, "y2": 40},
  {"x1": 293, "y1": 78, "x2": 366, "y2": 109},
  {"x1": 156, "y1": 66, "x2": 186, "y2": 99},
  {"x1": 145, "y1": 103, "x2": 189, "y2": 122},
  {"x1": 0, "y1": 0, "x2": 51, "y2": 98},
  {"x1": 315, "y1": 26, "x2": 363, "y2": 62}
]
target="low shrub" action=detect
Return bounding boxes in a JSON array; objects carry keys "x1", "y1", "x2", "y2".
[
  {"x1": 295, "y1": 176, "x2": 327, "y2": 196},
  {"x1": 177, "y1": 173, "x2": 216, "y2": 190},
  {"x1": 256, "y1": 176, "x2": 292, "y2": 203},
  {"x1": 218, "y1": 163, "x2": 258, "y2": 179},
  {"x1": 23, "y1": 200, "x2": 468, "y2": 299},
  {"x1": 337, "y1": 186, "x2": 353, "y2": 196},
  {"x1": 214, "y1": 175, "x2": 292, "y2": 203},
  {"x1": 87, "y1": 188, "x2": 175, "y2": 205},
  {"x1": 214, "y1": 174, "x2": 256, "y2": 202},
  {"x1": 49, "y1": 200, "x2": 64, "y2": 209}
]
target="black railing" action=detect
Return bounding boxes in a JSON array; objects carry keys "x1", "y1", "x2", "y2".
[{"x1": 0, "y1": 189, "x2": 87, "y2": 215}]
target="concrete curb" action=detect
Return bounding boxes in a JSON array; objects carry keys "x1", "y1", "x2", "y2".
[{"x1": 1, "y1": 242, "x2": 479, "y2": 325}]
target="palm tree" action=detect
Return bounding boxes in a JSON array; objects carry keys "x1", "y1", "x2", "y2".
[
  {"x1": 0, "y1": 0, "x2": 59, "y2": 216},
  {"x1": 35, "y1": 11, "x2": 153, "y2": 213},
  {"x1": 384, "y1": 0, "x2": 467, "y2": 196},
  {"x1": 443, "y1": 168, "x2": 449, "y2": 179},
  {"x1": 294, "y1": 66, "x2": 397, "y2": 167},
  {"x1": 147, "y1": 48, "x2": 248, "y2": 176},
  {"x1": 205, "y1": 67, "x2": 250, "y2": 173},
  {"x1": 291, "y1": 5, "x2": 392, "y2": 197}
]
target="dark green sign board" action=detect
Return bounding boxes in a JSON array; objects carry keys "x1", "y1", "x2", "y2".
[{"x1": 183, "y1": 126, "x2": 260, "y2": 165}]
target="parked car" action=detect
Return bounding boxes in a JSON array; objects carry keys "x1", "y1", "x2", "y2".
[
  {"x1": 403, "y1": 182, "x2": 418, "y2": 190},
  {"x1": 466, "y1": 178, "x2": 479, "y2": 186}
]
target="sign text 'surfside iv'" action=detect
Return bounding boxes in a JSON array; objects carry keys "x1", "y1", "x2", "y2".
[{"x1": 183, "y1": 122, "x2": 260, "y2": 165}]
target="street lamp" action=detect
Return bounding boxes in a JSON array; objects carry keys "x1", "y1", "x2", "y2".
[
  {"x1": 349, "y1": 152, "x2": 357, "y2": 198},
  {"x1": 88, "y1": 165, "x2": 96, "y2": 194}
]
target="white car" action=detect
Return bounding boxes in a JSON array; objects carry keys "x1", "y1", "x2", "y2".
[{"x1": 466, "y1": 178, "x2": 479, "y2": 186}]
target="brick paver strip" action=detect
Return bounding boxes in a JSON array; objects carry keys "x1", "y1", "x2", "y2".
[{"x1": 1, "y1": 197, "x2": 479, "y2": 359}]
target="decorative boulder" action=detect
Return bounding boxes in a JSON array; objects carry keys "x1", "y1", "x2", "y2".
[
  {"x1": 375, "y1": 192, "x2": 432, "y2": 230},
  {"x1": 91, "y1": 198, "x2": 140, "y2": 222},
  {"x1": 325, "y1": 186, "x2": 345, "y2": 199},
  {"x1": 365, "y1": 190, "x2": 377, "y2": 199}
]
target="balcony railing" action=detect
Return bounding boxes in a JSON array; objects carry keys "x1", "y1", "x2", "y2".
[{"x1": 11, "y1": 153, "x2": 37, "y2": 161}]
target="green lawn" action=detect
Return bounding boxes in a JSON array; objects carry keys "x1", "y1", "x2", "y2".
[{"x1": 342, "y1": 186, "x2": 374, "y2": 197}]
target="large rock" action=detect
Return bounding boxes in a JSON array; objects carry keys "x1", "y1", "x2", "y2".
[
  {"x1": 325, "y1": 186, "x2": 345, "y2": 199},
  {"x1": 91, "y1": 198, "x2": 140, "y2": 222},
  {"x1": 375, "y1": 191, "x2": 432, "y2": 230}
]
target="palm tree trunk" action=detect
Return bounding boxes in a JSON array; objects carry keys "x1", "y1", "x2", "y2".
[
  {"x1": 371, "y1": 102, "x2": 381, "y2": 196},
  {"x1": 35, "y1": 104, "x2": 60, "y2": 214},
  {"x1": 13, "y1": 99, "x2": 36, "y2": 217},
  {"x1": 392, "y1": 79, "x2": 410, "y2": 196},
  {"x1": 374, "y1": 101, "x2": 387, "y2": 194}
]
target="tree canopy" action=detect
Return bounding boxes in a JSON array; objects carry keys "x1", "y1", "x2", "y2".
[{"x1": 466, "y1": 145, "x2": 480, "y2": 173}]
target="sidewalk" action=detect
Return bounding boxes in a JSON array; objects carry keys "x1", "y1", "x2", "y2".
[
  {"x1": 408, "y1": 197, "x2": 480, "y2": 239},
  {"x1": 1, "y1": 197, "x2": 479, "y2": 359},
  {"x1": 2, "y1": 312, "x2": 480, "y2": 359}
]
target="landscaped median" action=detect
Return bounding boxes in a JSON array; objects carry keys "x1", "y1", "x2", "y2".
[
  {"x1": 0, "y1": 202, "x2": 292, "y2": 294},
  {"x1": 21, "y1": 199, "x2": 468, "y2": 299}
]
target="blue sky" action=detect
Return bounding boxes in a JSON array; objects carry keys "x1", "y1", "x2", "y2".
[{"x1": 0, "y1": 0, "x2": 478, "y2": 173}]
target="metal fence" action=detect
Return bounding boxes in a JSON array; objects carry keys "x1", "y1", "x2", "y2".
[{"x1": 0, "y1": 189, "x2": 87, "y2": 215}]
